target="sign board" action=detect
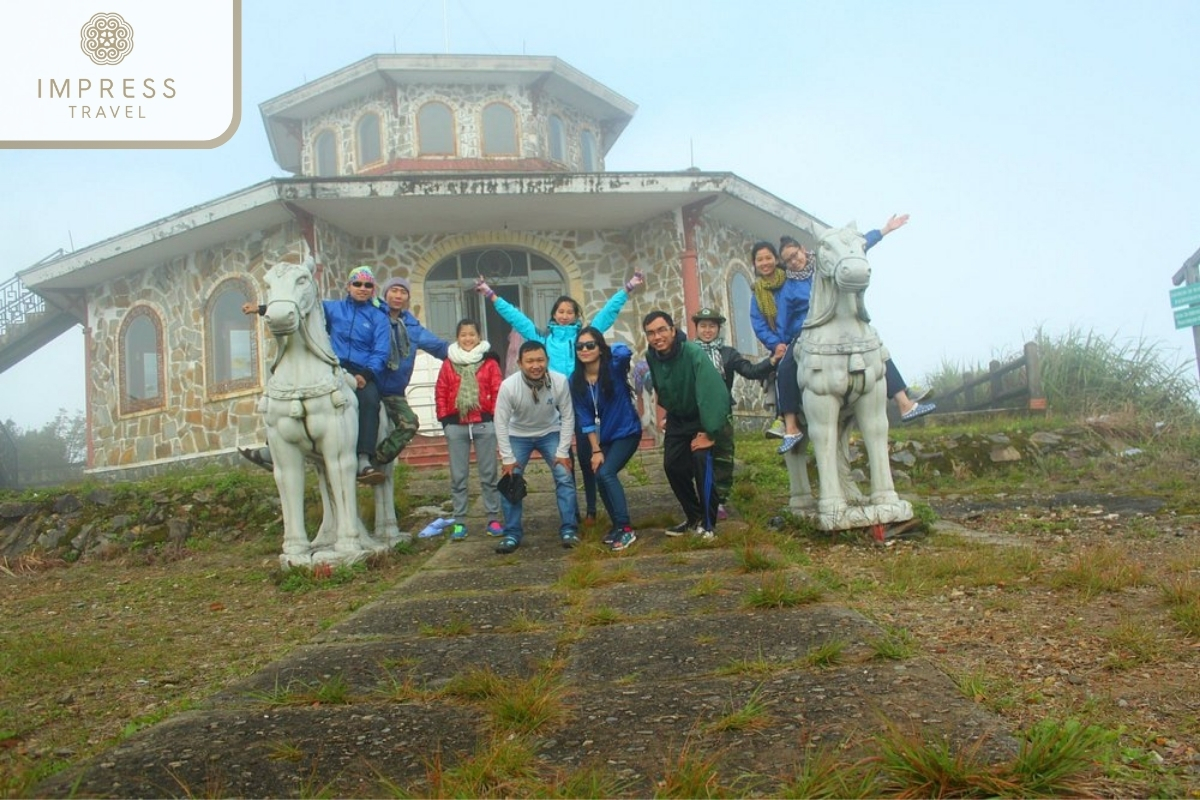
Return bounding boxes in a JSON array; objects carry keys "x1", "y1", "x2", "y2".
[
  {"x1": 1170, "y1": 283, "x2": 1200, "y2": 308},
  {"x1": 1174, "y1": 305, "x2": 1200, "y2": 329}
]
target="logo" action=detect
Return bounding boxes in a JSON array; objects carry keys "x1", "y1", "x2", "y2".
[
  {"x1": 80, "y1": 12, "x2": 134, "y2": 65},
  {"x1": 0, "y1": 1, "x2": 241, "y2": 149}
]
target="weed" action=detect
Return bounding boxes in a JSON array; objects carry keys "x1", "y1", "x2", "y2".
[
  {"x1": 1050, "y1": 545, "x2": 1147, "y2": 600},
  {"x1": 249, "y1": 674, "x2": 353, "y2": 706},
  {"x1": 1102, "y1": 621, "x2": 1168, "y2": 670},
  {"x1": 1169, "y1": 598, "x2": 1200, "y2": 637},
  {"x1": 276, "y1": 561, "x2": 367, "y2": 593},
  {"x1": 868, "y1": 626, "x2": 915, "y2": 661},
  {"x1": 654, "y1": 739, "x2": 728, "y2": 798},
  {"x1": 265, "y1": 740, "x2": 305, "y2": 762},
  {"x1": 582, "y1": 606, "x2": 624, "y2": 626},
  {"x1": 708, "y1": 687, "x2": 772, "y2": 732},
  {"x1": 777, "y1": 743, "x2": 880, "y2": 799},
  {"x1": 423, "y1": 736, "x2": 540, "y2": 797},
  {"x1": 735, "y1": 544, "x2": 784, "y2": 572},
  {"x1": 441, "y1": 666, "x2": 507, "y2": 702},
  {"x1": 690, "y1": 574, "x2": 726, "y2": 597},
  {"x1": 871, "y1": 723, "x2": 1011, "y2": 797},
  {"x1": 804, "y1": 639, "x2": 846, "y2": 669},
  {"x1": 744, "y1": 574, "x2": 822, "y2": 609},
  {"x1": 1008, "y1": 717, "x2": 1108, "y2": 796},
  {"x1": 499, "y1": 609, "x2": 548, "y2": 633},
  {"x1": 486, "y1": 672, "x2": 570, "y2": 735},
  {"x1": 715, "y1": 653, "x2": 781, "y2": 677}
]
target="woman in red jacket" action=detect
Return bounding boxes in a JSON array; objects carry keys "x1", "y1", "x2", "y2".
[{"x1": 435, "y1": 319, "x2": 504, "y2": 539}]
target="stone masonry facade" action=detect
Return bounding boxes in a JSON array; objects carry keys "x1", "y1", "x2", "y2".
[{"x1": 86, "y1": 213, "x2": 774, "y2": 474}]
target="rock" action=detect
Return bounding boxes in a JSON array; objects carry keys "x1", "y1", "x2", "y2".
[
  {"x1": 0, "y1": 502, "x2": 38, "y2": 519},
  {"x1": 988, "y1": 433, "x2": 1011, "y2": 444},
  {"x1": 989, "y1": 446, "x2": 1022, "y2": 463},
  {"x1": 890, "y1": 451, "x2": 917, "y2": 467},
  {"x1": 1029, "y1": 431, "x2": 1063, "y2": 446},
  {"x1": 167, "y1": 518, "x2": 192, "y2": 544},
  {"x1": 54, "y1": 494, "x2": 83, "y2": 514},
  {"x1": 86, "y1": 488, "x2": 115, "y2": 506}
]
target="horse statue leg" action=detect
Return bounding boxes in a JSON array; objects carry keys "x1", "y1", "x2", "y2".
[
  {"x1": 854, "y1": 363, "x2": 902, "y2": 508},
  {"x1": 803, "y1": 389, "x2": 849, "y2": 526},
  {"x1": 782, "y1": 433, "x2": 815, "y2": 511},
  {"x1": 265, "y1": 410, "x2": 313, "y2": 566},
  {"x1": 310, "y1": 461, "x2": 338, "y2": 550},
  {"x1": 837, "y1": 411, "x2": 867, "y2": 505},
  {"x1": 371, "y1": 403, "x2": 403, "y2": 546}
]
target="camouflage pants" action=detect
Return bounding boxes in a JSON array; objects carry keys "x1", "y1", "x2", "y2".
[
  {"x1": 712, "y1": 421, "x2": 735, "y2": 504},
  {"x1": 373, "y1": 395, "x2": 420, "y2": 465}
]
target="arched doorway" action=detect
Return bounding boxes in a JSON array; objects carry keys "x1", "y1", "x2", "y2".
[{"x1": 424, "y1": 247, "x2": 568, "y2": 375}]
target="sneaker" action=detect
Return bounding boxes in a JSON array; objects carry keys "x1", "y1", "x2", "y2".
[
  {"x1": 764, "y1": 418, "x2": 786, "y2": 439},
  {"x1": 450, "y1": 523, "x2": 468, "y2": 541},
  {"x1": 494, "y1": 536, "x2": 519, "y2": 554},
  {"x1": 486, "y1": 520, "x2": 504, "y2": 537},
  {"x1": 694, "y1": 526, "x2": 716, "y2": 541},
  {"x1": 777, "y1": 433, "x2": 805, "y2": 454},
  {"x1": 610, "y1": 527, "x2": 637, "y2": 551},
  {"x1": 666, "y1": 520, "x2": 696, "y2": 537},
  {"x1": 907, "y1": 385, "x2": 934, "y2": 404},
  {"x1": 561, "y1": 532, "x2": 581, "y2": 549},
  {"x1": 601, "y1": 527, "x2": 621, "y2": 545},
  {"x1": 900, "y1": 401, "x2": 937, "y2": 423},
  {"x1": 717, "y1": 504, "x2": 729, "y2": 521}
]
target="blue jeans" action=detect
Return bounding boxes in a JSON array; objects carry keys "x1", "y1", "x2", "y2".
[
  {"x1": 594, "y1": 434, "x2": 641, "y2": 528},
  {"x1": 501, "y1": 431, "x2": 579, "y2": 543}
]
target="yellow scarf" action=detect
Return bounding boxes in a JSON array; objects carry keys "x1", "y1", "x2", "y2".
[{"x1": 752, "y1": 268, "x2": 786, "y2": 331}]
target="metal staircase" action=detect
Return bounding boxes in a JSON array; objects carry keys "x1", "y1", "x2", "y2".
[{"x1": 0, "y1": 251, "x2": 79, "y2": 375}]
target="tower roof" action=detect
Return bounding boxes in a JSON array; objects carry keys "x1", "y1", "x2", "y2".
[{"x1": 260, "y1": 54, "x2": 638, "y2": 174}]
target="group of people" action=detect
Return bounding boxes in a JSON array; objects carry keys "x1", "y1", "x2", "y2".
[{"x1": 242, "y1": 218, "x2": 929, "y2": 554}]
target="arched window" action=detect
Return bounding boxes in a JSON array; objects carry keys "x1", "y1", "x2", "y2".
[
  {"x1": 418, "y1": 102, "x2": 455, "y2": 155},
  {"x1": 119, "y1": 305, "x2": 165, "y2": 415},
  {"x1": 548, "y1": 114, "x2": 565, "y2": 162},
  {"x1": 205, "y1": 278, "x2": 259, "y2": 395},
  {"x1": 481, "y1": 102, "x2": 518, "y2": 156},
  {"x1": 581, "y1": 130, "x2": 599, "y2": 171},
  {"x1": 314, "y1": 129, "x2": 338, "y2": 177},
  {"x1": 729, "y1": 271, "x2": 759, "y2": 355},
  {"x1": 356, "y1": 112, "x2": 382, "y2": 167}
]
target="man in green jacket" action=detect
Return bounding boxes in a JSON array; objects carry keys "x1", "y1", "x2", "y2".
[{"x1": 642, "y1": 310, "x2": 732, "y2": 540}]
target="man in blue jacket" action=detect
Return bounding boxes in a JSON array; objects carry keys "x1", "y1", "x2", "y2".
[
  {"x1": 241, "y1": 264, "x2": 391, "y2": 484},
  {"x1": 372, "y1": 277, "x2": 449, "y2": 468}
]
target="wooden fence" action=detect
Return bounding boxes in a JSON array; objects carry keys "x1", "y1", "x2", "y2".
[{"x1": 934, "y1": 341, "x2": 1047, "y2": 414}]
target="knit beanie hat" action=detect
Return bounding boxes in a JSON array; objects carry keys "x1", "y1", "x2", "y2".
[
  {"x1": 347, "y1": 265, "x2": 376, "y2": 285},
  {"x1": 381, "y1": 277, "x2": 411, "y2": 295}
]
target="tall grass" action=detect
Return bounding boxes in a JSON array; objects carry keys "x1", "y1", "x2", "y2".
[{"x1": 925, "y1": 326, "x2": 1199, "y2": 422}]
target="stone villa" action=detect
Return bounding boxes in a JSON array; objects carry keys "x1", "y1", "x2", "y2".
[{"x1": 9, "y1": 54, "x2": 825, "y2": 475}]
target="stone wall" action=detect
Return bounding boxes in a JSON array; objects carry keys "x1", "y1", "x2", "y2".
[
  {"x1": 85, "y1": 212, "x2": 778, "y2": 475},
  {"x1": 299, "y1": 84, "x2": 605, "y2": 175}
]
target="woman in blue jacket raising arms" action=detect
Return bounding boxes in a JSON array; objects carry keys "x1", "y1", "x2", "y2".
[{"x1": 474, "y1": 272, "x2": 644, "y2": 523}]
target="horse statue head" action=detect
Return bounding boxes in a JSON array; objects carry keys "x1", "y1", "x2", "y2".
[
  {"x1": 262, "y1": 257, "x2": 337, "y2": 369},
  {"x1": 803, "y1": 224, "x2": 872, "y2": 331}
]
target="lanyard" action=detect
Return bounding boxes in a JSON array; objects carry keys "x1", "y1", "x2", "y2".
[{"x1": 589, "y1": 381, "x2": 600, "y2": 428}]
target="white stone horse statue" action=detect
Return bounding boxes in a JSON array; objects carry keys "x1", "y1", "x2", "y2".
[
  {"x1": 257, "y1": 257, "x2": 401, "y2": 567},
  {"x1": 785, "y1": 226, "x2": 912, "y2": 530}
]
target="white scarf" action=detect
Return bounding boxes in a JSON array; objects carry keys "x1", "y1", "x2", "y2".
[{"x1": 448, "y1": 340, "x2": 490, "y2": 365}]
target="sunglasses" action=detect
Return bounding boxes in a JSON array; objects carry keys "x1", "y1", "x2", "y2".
[
  {"x1": 350, "y1": 281, "x2": 375, "y2": 289},
  {"x1": 575, "y1": 341, "x2": 599, "y2": 351}
]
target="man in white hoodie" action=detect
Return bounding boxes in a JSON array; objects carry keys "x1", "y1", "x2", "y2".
[{"x1": 493, "y1": 340, "x2": 579, "y2": 554}]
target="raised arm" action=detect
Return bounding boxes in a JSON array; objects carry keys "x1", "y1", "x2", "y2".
[
  {"x1": 476, "y1": 278, "x2": 542, "y2": 342},
  {"x1": 864, "y1": 213, "x2": 909, "y2": 253},
  {"x1": 592, "y1": 272, "x2": 644, "y2": 333}
]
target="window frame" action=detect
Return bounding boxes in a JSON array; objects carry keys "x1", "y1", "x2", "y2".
[
  {"x1": 481, "y1": 101, "x2": 519, "y2": 157},
  {"x1": 355, "y1": 111, "x2": 383, "y2": 169},
  {"x1": 580, "y1": 129, "x2": 599, "y2": 171},
  {"x1": 548, "y1": 114, "x2": 566, "y2": 162},
  {"x1": 204, "y1": 277, "x2": 260, "y2": 398},
  {"x1": 417, "y1": 101, "x2": 457, "y2": 156},
  {"x1": 313, "y1": 128, "x2": 339, "y2": 177},
  {"x1": 118, "y1": 304, "x2": 166, "y2": 416}
]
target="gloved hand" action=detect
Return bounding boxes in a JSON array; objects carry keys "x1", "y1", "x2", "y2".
[
  {"x1": 624, "y1": 271, "x2": 645, "y2": 293},
  {"x1": 474, "y1": 277, "x2": 496, "y2": 299}
]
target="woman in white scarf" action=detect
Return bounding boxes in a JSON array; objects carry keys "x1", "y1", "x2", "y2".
[{"x1": 434, "y1": 320, "x2": 504, "y2": 538}]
